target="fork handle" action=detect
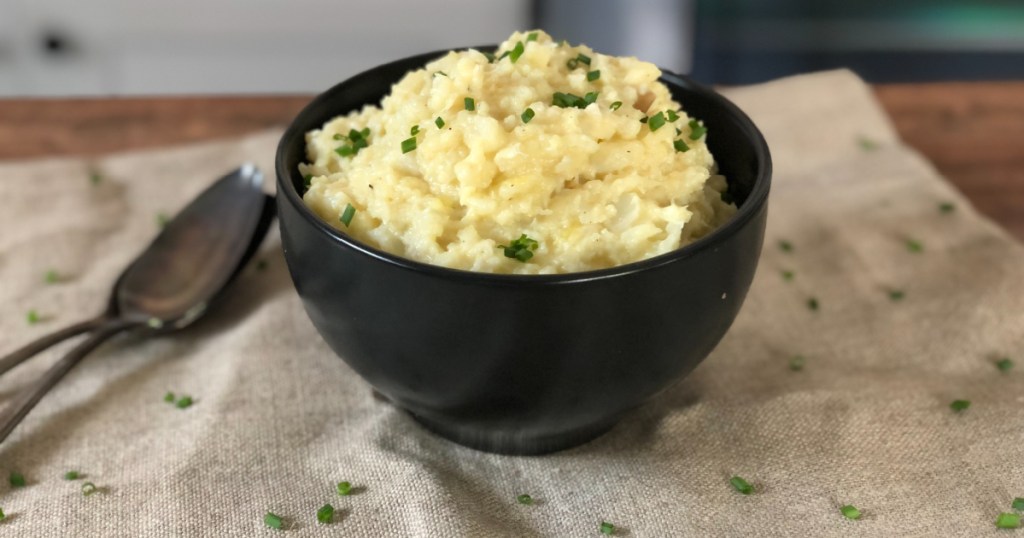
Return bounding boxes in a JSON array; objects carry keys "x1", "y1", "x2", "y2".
[
  {"x1": 0, "y1": 318, "x2": 135, "y2": 444},
  {"x1": 0, "y1": 316, "x2": 107, "y2": 377}
]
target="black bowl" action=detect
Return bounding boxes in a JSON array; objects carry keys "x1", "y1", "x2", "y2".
[{"x1": 276, "y1": 48, "x2": 771, "y2": 455}]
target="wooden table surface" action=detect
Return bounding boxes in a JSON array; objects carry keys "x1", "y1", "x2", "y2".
[{"x1": 0, "y1": 82, "x2": 1021, "y2": 240}]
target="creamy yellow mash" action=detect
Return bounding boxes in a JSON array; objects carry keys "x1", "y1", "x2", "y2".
[{"x1": 301, "y1": 30, "x2": 735, "y2": 274}]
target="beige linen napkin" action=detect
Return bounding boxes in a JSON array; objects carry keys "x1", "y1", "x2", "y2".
[{"x1": 1, "y1": 70, "x2": 1023, "y2": 537}]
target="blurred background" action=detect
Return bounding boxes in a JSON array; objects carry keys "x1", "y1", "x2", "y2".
[{"x1": 0, "y1": 0, "x2": 1021, "y2": 96}]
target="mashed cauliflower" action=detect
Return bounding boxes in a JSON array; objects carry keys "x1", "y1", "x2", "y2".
[{"x1": 301, "y1": 30, "x2": 735, "y2": 274}]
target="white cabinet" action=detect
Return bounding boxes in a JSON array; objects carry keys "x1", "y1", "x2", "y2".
[{"x1": 0, "y1": 0, "x2": 529, "y2": 96}]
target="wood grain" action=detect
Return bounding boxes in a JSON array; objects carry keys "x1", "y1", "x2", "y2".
[{"x1": 0, "y1": 84, "x2": 1021, "y2": 239}]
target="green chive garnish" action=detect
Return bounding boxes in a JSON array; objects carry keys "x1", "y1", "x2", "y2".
[
  {"x1": 729, "y1": 476, "x2": 753, "y2": 494},
  {"x1": 464, "y1": 97, "x2": 475, "y2": 111},
  {"x1": 516, "y1": 494, "x2": 534, "y2": 505},
  {"x1": 434, "y1": 71, "x2": 448, "y2": 77},
  {"x1": 44, "y1": 270, "x2": 59, "y2": 284},
  {"x1": 498, "y1": 234, "x2": 539, "y2": 262},
  {"x1": 483, "y1": 51, "x2": 496, "y2": 63},
  {"x1": 508, "y1": 41, "x2": 525, "y2": 63},
  {"x1": 337, "y1": 481, "x2": 352, "y2": 496},
  {"x1": 317, "y1": 503, "x2": 335, "y2": 524},
  {"x1": 950, "y1": 399, "x2": 970, "y2": 412},
  {"x1": 666, "y1": 110, "x2": 680, "y2": 122},
  {"x1": 176, "y1": 396, "x2": 193, "y2": 409},
  {"x1": 609, "y1": 101, "x2": 622, "y2": 111},
  {"x1": 26, "y1": 310, "x2": 40, "y2": 325},
  {"x1": 566, "y1": 58, "x2": 578, "y2": 69},
  {"x1": 576, "y1": 53, "x2": 591, "y2": 66},
  {"x1": 264, "y1": 512, "x2": 284, "y2": 529},
  {"x1": 552, "y1": 92, "x2": 593, "y2": 109},
  {"x1": 858, "y1": 137, "x2": 878, "y2": 151},
  {"x1": 435, "y1": 117, "x2": 445, "y2": 129},
  {"x1": 303, "y1": 174, "x2": 313, "y2": 187},
  {"x1": 1013, "y1": 497, "x2": 1024, "y2": 511},
  {"x1": 89, "y1": 171, "x2": 102, "y2": 185},
  {"x1": 648, "y1": 112, "x2": 666, "y2": 132},
  {"x1": 840, "y1": 505, "x2": 862, "y2": 520},
  {"x1": 0, "y1": 508, "x2": 5, "y2": 521},
  {"x1": 939, "y1": 202, "x2": 955, "y2": 214},
  {"x1": 997, "y1": 513, "x2": 1021, "y2": 529},
  {"x1": 9, "y1": 472, "x2": 25, "y2": 488},
  {"x1": 332, "y1": 133, "x2": 343, "y2": 140},
  {"x1": 164, "y1": 391, "x2": 175, "y2": 403},
  {"x1": 335, "y1": 145, "x2": 355, "y2": 157},
  {"x1": 599, "y1": 521, "x2": 615, "y2": 535},
  {"x1": 340, "y1": 203, "x2": 356, "y2": 227},
  {"x1": 157, "y1": 213, "x2": 170, "y2": 228},
  {"x1": 789, "y1": 355, "x2": 805, "y2": 371},
  {"x1": 587, "y1": 70, "x2": 600, "y2": 81},
  {"x1": 781, "y1": 270, "x2": 794, "y2": 281},
  {"x1": 996, "y1": 358, "x2": 1014, "y2": 372},
  {"x1": 674, "y1": 140, "x2": 690, "y2": 153},
  {"x1": 521, "y1": 108, "x2": 535, "y2": 124},
  {"x1": 906, "y1": 239, "x2": 923, "y2": 252},
  {"x1": 688, "y1": 119, "x2": 707, "y2": 140},
  {"x1": 64, "y1": 471, "x2": 80, "y2": 480},
  {"x1": 888, "y1": 290, "x2": 905, "y2": 301},
  {"x1": 401, "y1": 137, "x2": 417, "y2": 154},
  {"x1": 526, "y1": 32, "x2": 538, "y2": 42},
  {"x1": 639, "y1": 117, "x2": 648, "y2": 124},
  {"x1": 808, "y1": 297, "x2": 819, "y2": 311},
  {"x1": 410, "y1": 125, "x2": 420, "y2": 136},
  {"x1": 81, "y1": 482, "x2": 97, "y2": 496},
  {"x1": 779, "y1": 240, "x2": 793, "y2": 252},
  {"x1": 584, "y1": 91, "x2": 599, "y2": 104}
]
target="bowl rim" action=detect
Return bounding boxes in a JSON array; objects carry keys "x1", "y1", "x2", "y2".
[{"x1": 276, "y1": 46, "x2": 772, "y2": 285}]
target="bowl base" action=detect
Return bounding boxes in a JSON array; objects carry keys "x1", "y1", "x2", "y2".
[{"x1": 408, "y1": 412, "x2": 618, "y2": 455}]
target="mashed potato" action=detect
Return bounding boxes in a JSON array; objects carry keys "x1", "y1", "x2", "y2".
[{"x1": 301, "y1": 30, "x2": 735, "y2": 274}]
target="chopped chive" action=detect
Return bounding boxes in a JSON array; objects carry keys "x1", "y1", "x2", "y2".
[
  {"x1": 688, "y1": 119, "x2": 707, "y2": 140},
  {"x1": 807, "y1": 297, "x2": 819, "y2": 311},
  {"x1": 337, "y1": 481, "x2": 352, "y2": 496},
  {"x1": 789, "y1": 355, "x2": 806, "y2": 371},
  {"x1": 840, "y1": 505, "x2": 862, "y2": 520},
  {"x1": 334, "y1": 145, "x2": 355, "y2": 157},
  {"x1": 332, "y1": 133, "x2": 343, "y2": 140},
  {"x1": 303, "y1": 174, "x2": 313, "y2": 187},
  {"x1": 264, "y1": 512, "x2": 284, "y2": 529},
  {"x1": 858, "y1": 137, "x2": 878, "y2": 151},
  {"x1": 1013, "y1": 497, "x2": 1024, "y2": 511},
  {"x1": 610, "y1": 101, "x2": 622, "y2": 111},
  {"x1": 9, "y1": 472, "x2": 25, "y2": 488},
  {"x1": 888, "y1": 290, "x2": 905, "y2": 301},
  {"x1": 433, "y1": 71, "x2": 448, "y2": 77},
  {"x1": 44, "y1": 269, "x2": 59, "y2": 284},
  {"x1": 950, "y1": 399, "x2": 970, "y2": 412},
  {"x1": 361, "y1": 127, "x2": 370, "y2": 139},
  {"x1": 639, "y1": 117, "x2": 648, "y2": 124},
  {"x1": 164, "y1": 391, "x2": 175, "y2": 403},
  {"x1": 526, "y1": 32, "x2": 538, "y2": 42},
  {"x1": 996, "y1": 358, "x2": 1014, "y2": 372},
  {"x1": 906, "y1": 239, "x2": 923, "y2": 252},
  {"x1": 729, "y1": 476, "x2": 753, "y2": 494},
  {"x1": 576, "y1": 53, "x2": 591, "y2": 65},
  {"x1": 521, "y1": 108, "x2": 535, "y2": 124},
  {"x1": 64, "y1": 471, "x2": 80, "y2": 480},
  {"x1": 509, "y1": 41, "x2": 525, "y2": 63},
  {"x1": 674, "y1": 140, "x2": 690, "y2": 153},
  {"x1": 89, "y1": 171, "x2": 102, "y2": 185},
  {"x1": 599, "y1": 521, "x2": 615, "y2": 535},
  {"x1": 779, "y1": 240, "x2": 793, "y2": 252},
  {"x1": 81, "y1": 482, "x2": 97, "y2": 496},
  {"x1": 587, "y1": 70, "x2": 600, "y2": 82},
  {"x1": 566, "y1": 58, "x2": 578, "y2": 69},
  {"x1": 516, "y1": 494, "x2": 534, "y2": 505},
  {"x1": 498, "y1": 50, "x2": 510, "y2": 61},
  {"x1": 157, "y1": 213, "x2": 170, "y2": 228},
  {"x1": 401, "y1": 137, "x2": 417, "y2": 154},
  {"x1": 26, "y1": 310, "x2": 40, "y2": 325},
  {"x1": 340, "y1": 203, "x2": 356, "y2": 227},
  {"x1": 435, "y1": 117, "x2": 445, "y2": 129},
  {"x1": 552, "y1": 92, "x2": 593, "y2": 109},
  {"x1": 648, "y1": 111, "x2": 666, "y2": 132},
  {"x1": 559, "y1": 39, "x2": 568, "y2": 47},
  {"x1": 781, "y1": 270, "x2": 794, "y2": 281},
  {"x1": 939, "y1": 202, "x2": 955, "y2": 214},
  {"x1": 316, "y1": 503, "x2": 335, "y2": 524},
  {"x1": 483, "y1": 51, "x2": 496, "y2": 63},
  {"x1": 676, "y1": 127, "x2": 682, "y2": 135},
  {"x1": 464, "y1": 97, "x2": 475, "y2": 111},
  {"x1": 0, "y1": 507, "x2": 4, "y2": 521},
  {"x1": 584, "y1": 92, "x2": 598, "y2": 105},
  {"x1": 997, "y1": 513, "x2": 1021, "y2": 529},
  {"x1": 175, "y1": 396, "x2": 193, "y2": 409},
  {"x1": 410, "y1": 125, "x2": 420, "y2": 136},
  {"x1": 498, "y1": 234, "x2": 539, "y2": 262},
  {"x1": 666, "y1": 110, "x2": 680, "y2": 122}
]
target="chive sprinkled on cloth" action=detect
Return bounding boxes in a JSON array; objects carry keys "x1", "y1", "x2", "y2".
[
  {"x1": 164, "y1": 391, "x2": 175, "y2": 403},
  {"x1": 781, "y1": 270, "x2": 794, "y2": 281},
  {"x1": 789, "y1": 355, "x2": 806, "y2": 371},
  {"x1": 157, "y1": 213, "x2": 170, "y2": 228},
  {"x1": 729, "y1": 476, "x2": 753, "y2": 494},
  {"x1": 587, "y1": 69, "x2": 600, "y2": 81},
  {"x1": 939, "y1": 202, "x2": 955, "y2": 214},
  {"x1": 688, "y1": 119, "x2": 707, "y2": 140},
  {"x1": 44, "y1": 269, "x2": 59, "y2": 284},
  {"x1": 264, "y1": 512, "x2": 284, "y2": 529},
  {"x1": 9, "y1": 472, "x2": 25, "y2": 488},
  {"x1": 464, "y1": 97, "x2": 475, "y2": 111},
  {"x1": 1013, "y1": 497, "x2": 1024, "y2": 511},
  {"x1": 779, "y1": 240, "x2": 793, "y2": 252},
  {"x1": 906, "y1": 239, "x2": 924, "y2": 252},
  {"x1": 435, "y1": 117, "x2": 445, "y2": 129},
  {"x1": 81, "y1": 482, "x2": 97, "y2": 496},
  {"x1": 888, "y1": 290, "x2": 905, "y2": 301},
  {"x1": 508, "y1": 41, "x2": 525, "y2": 63},
  {"x1": 674, "y1": 140, "x2": 690, "y2": 153},
  {"x1": 950, "y1": 399, "x2": 970, "y2": 412},
  {"x1": 997, "y1": 513, "x2": 1021, "y2": 529},
  {"x1": 599, "y1": 521, "x2": 615, "y2": 535},
  {"x1": 175, "y1": 396, "x2": 193, "y2": 409},
  {"x1": 26, "y1": 310, "x2": 40, "y2": 325},
  {"x1": 401, "y1": 137, "x2": 417, "y2": 154},
  {"x1": 648, "y1": 111, "x2": 667, "y2": 132},
  {"x1": 316, "y1": 503, "x2": 335, "y2": 524},
  {"x1": 337, "y1": 481, "x2": 352, "y2": 496},
  {"x1": 840, "y1": 505, "x2": 862, "y2": 520},
  {"x1": 526, "y1": 32, "x2": 538, "y2": 42},
  {"x1": 997, "y1": 358, "x2": 1014, "y2": 372},
  {"x1": 340, "y1": 203, "x2": 356, "y2": 227},
  {"x1": 498, "y1": 234, "x2": 539, "y2": 262},
  {"x1": 807, "y1": 297, "x2": 819, "y2": 311},
  {"x1": 89, "y1": 171, "x2": 102, "y2": 185},
  {"x1": 521, "y1": 108, "x2": 535, "y2": 124},
  {"x1": 609, "y1": 101, "x2": 622, "y2": 111},
  {"x1": 516, "y1": 494, "x2": 534, "y2": 505},
  {"x1": 857, "y1": 137, "x2": 878, "y2": 151},
  {"x1": 64, "y1": 471, "x2": 80, "y2": 480}
]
